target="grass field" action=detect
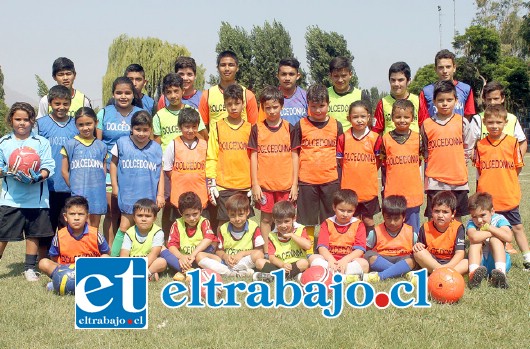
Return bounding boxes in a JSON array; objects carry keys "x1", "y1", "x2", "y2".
[{"x1": 1, "y1": 158, "x2": 529, "y2": 349}]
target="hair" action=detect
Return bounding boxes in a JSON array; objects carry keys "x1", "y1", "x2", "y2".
[
  {"x1": 382, "y1": 195, "x2": 407, "y2": 217},
  {"x1": 124, "y1": 63, "x2": 145, "y2": 77},
  {"x1": 178, "y1": 192, "x2": 203, "y2": 212},
  {"x1": 64, "y1": 195, "x2": 89, "y2": 212},
  {"x1": 112, "y1": 76, "x2": 141, "y2": 107},
  {"x1": 329, "y1": 56, "x2": 352, "y2": 73},
  {"x1": 434, "y1": 49, "x2": 456, "y2": 65},
  {"x1": 217, "y1": 50, "x2": 238, "y2": 66},
  {"x1": 162, "y1": 73, "x2": 184, "y2": 92},
  {"x1": 278, "y1": 57, "x2": 300, "y2": 72},
  {"x1": 431, "y1": 191, "x2": 457, "y2": 212},
  {"x1": 348, "y1": 100, "x2": 371, "y2": 116},
  {"x1": 175, "y1": 56, "x2": 197, "y2": 74},
  {"x1": 482, "y1": 81, "x2": 505, "y2": 98},
  {"x1": 225, "y1": 193, "x2": 250, "y2": 213},
  {"x1": 259, "y1": 85, "x2": 284, "y2": 106},
  {"x1": 433, "y1": 80, "x2": 456, "y2": 100},
  {"x1": 177, "y1": 108, "x2": 201, "y2": 128},
  {"x1": 306, "y1": 84, "x2": 329, "y2": 103},
  {"x1": 392, "y1": 99, "x2": 415, "y2": 119},
  {"x1": 52, "y1": 57, "x2": 76, "y2": 77},
  {"x1": 6, "y1": 102, "x2": 36, "y2": 127},
  {"x1": 133, "y1": 198, "x2": 159, "y2": 215},
  {"x1": 223, "y1": 84, "x2": 244, "y2": 102},
  {"x1": 468, "y1": 192, "x2": 494, "y2": 211},
  {"x1": 388, "y1": 61, "x2": 411, "y2": 81},
  {"x1": 74, "y1": 107, "x2": 98, "y2": 123},
  {"x1": 272, "y1": 201, "x2": 296, "y2": 220},
  {"x1": 131, "y1": 110, "x2": 152, "y2": 129},
  {"x1": 47, "y1": 85, "x2": 72, "y2": 103},
  {"x1": 333, "y1": 189, "x2": 358, "y2": 207},
  {"x1": 483, "y1": 104, "x2": 508, "y2": 121}
]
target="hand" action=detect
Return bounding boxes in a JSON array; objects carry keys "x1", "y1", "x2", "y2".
[
  {"x1": 156, "y1": 195, "x2": 165, "y2": 209},
  {"x1": 283, "y1": 262, "x2": 293, "y2": 272},
  {"x1": 251, "y1": 184, "x2": 263, "y2": 203},
  {"x1": 14, "y1": 171, "x2": 33, "y2": 184},
  {"x1": 289, "y1": 184, "x2": 298, "y2": 202},
  {"x1": 29, "y1": 169, "x2": 44, "y2": 183},
  {"x1": 179, "y1": 256, "x2": 192, "y2": 271},
  {"x1": 207, "y1": 178, "x2": 219, "y2": 206},
  {"x1": 336, "y1": 258, "x2": 349, "y2": 274},
  {"x1": 412, "y1": 242, "x2": 426, "y2": 253},
  {"x1": 480, "y1": 223, "x2": 490, "y2": 231},
  {"x1": 0, "y1": 165, "x2": 13, "y2": 178}
]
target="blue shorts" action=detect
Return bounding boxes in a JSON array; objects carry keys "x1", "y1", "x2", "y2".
[{"x1": 482, "y1": 252, "x2": 511, "y2": 274}]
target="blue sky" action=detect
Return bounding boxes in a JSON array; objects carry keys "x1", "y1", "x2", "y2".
[{"x1": 1, "y1": 0, "x2": 476, "y2": 107}]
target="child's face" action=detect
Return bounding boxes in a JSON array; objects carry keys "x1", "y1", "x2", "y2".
[
  {"x1": 177, "y1": 68, "x2": 196, "y2": 92},
  {"x1": 329, "y1": 68, "x2": 352, "y2": 93},
  {"x1": 63, "y1": 205, "x2": 88, "y2": 231},
  {"x1": 383, "y1": 213, "x2": 405, "y2": 233},
  {"x1": 228, "y1": 209, "x2": 249, "y2": 230},
  {"x1": 435, "y1": 58, "x2": 456, "y2": 81},
  {"x1": 333, "y1": 202, "x2": 356, "y2": 225},
  {"x1": 131, "y1": 124, "x2": 151, "y2": 146},
  {"x1": 389, "y1": 72, "x2": 409, "y2": 98},
  {"x1": 180, "y1": 122, "x2": 199, "y2": 141},
  {"x1": 262, "y1": 99, "x2": 282, "y2": 123},
  {"x1": 484, "y1": 115, "x2": 507, "y2": 139},
  {"x1": 76, "y1": 115, "x2": 96, "y2": 139},
  {"x1": 54, "y1": 70, "x2": 76, "y2": 89},
  {"x1": 434, "y1": 91, "x2": 456, "y2": 118},
  {"x1": 274, "y1": 217, "x2": 295, "y2": 237},
  {"x1": 349, "y1": 106, "x2": 370, "y2": 132},
  {"x1": 484, "y1": 90, "x2": 505, "y2": 106},
  {"x1": 431, "y1": 204, "x2": 455, "y2": 230},
  {"x1": 11, "y1": 110, "x2": 34, "y2": 138},
  {"x1": 470, "y1": 207, "x2": 493, "y2": 230},
  {"x1": 308, "y1": 100, "x2": 328, "y2": 121},
  {"x1": 50, "y1": 97, "x2": 71, "y2": 120},
  {"x1": 225, "y1": 98, "x2": 244, "y2": 120},
  {"x1": 392, "y1": 108, "x2": 413, "y2": 133},
  {"x1": 164, "y1": 86, "x2": 184, "y2": 107},
  {"x1": 113, "y1": 83, "x2": 134, "y2": 110},
  {"x1": 277, "y1": 65, "x2": 300, "y2": 91},
  {"x1": 181, "y1": 208, "x2": 202, "y2": 227},
  {"x1": 218, "y1": 57, "x2": 238, "y2": 82},
  {"x1": 134, "y1": 209, "x2": 156, "y2": 232},
  {"x1": 126, "y1": 72, "x2": 147, "y2": 94}
]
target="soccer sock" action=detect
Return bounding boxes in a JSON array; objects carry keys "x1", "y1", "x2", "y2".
[
  {"x1": 523, "y1": 252, "x2": 530, "y2": 262},
  {"x1": 160, "y1": 249, "x2": 181, "y2": 272},
  {"x1": 310, "y1": 258, "x2": 328, "y2": 269},
  {"x1": 260, "y1": 262, "x2": 279, "y2": 273},
  {"x1": 346, "y1": 261, "x2": 363, "y2": 276},
  {"x1": 494, "y1": 262, "x2": 506, "y2": 274},
  {"x1": 370, "y1": 256, "x2": 394, "y2": 272},
  {"x1": 24, "y1": 254, "x2": 38, "y2": 271},
  {"x1": 288, "y1": 263, "x2": 301, "y2": 279},
  {"x1": 379, "y1": 260, "x2": 412, "y2": 280},
  {"x1": 305, "y1": 226, "x2": 315, "y2": 254},
  {"x1": 110, "y1": 229, "x2": 125, "y2": 257},
  {"x1": 198, "y1": 257, "x2": 232, "y2": 276},
  {"x1": 469, "y1": 264, "x2": 479, "y2": 274}
]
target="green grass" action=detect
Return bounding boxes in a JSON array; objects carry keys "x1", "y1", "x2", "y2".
[{"x1": 1, "y1": 157, "x2": 529, "y2": 349}]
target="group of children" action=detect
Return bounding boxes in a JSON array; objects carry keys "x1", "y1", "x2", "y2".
[{"x1": 0, "y1": 48, "x2": 527, "y2": 291}]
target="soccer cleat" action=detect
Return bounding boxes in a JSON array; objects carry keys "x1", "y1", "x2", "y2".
[
  {"x1": 22, "y1": 269, "x2": 40, "y2": 282},
  {"x1": 404, "y1": 271, "x2": 418, "y2": 287},
  {"x1": 468, "y1": 266, "x2": 488, "y2": 289},
  {"x1": 252, "y1": 272, "x2": 274, "y2": 283},
  {"x1": 490, "y1": 269, "x2": 508, "y2": 289},
  {"x1": 363, "y1": 272, "x2": 380, "y2": 283},
  {"x1": 173, "y1": 272, "x2": 186, "y2": 282},
  {"x1": 344, "y1": 274, "x2": 362, "y2": 284},
  {"x1": 523, "y1": 260, "x2": 530, "y2": 271},
  {"x1": 505, "y1": 243, "x2": 517, "y2": 254}
]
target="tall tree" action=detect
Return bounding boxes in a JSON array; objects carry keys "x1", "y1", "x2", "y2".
[
  {"x1": 102, "y1": 35, "x2": 204, "y2": 103},
  {"x1": 35, "y1": 74, "x2": 49, "y2": 98},
  {"x1": 305, "y1": 26, "x2": 358, "y2": 87},
  {"x1": 520, "y1": 2, "x2": 530, "y2": 50},
  {"x1": 0, "y1": 65, "x2": 8, "y2": 135},
  {"x1": 409, "y1": 64, "x2": 437, "y2": 95}
]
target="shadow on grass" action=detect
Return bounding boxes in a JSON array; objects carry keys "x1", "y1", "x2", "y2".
[{"x1": 1, "y1": 262, "x2": 25, "y2": 278}]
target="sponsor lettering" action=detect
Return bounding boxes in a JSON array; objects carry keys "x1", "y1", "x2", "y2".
[
  {"x1": 343, "y1": 152, "x2": 376, "y2": 162},
  {"x1": 480, "y1": 159, "x2": 515, "y2": 170},
  {"x1": 106, "y1": 123, "x2": 130, "y2": 132},
  {"x1": 120, "y1": 159, "x2": 158, "y2": 171},
  {"x1": 173, "y1": 161, "x2": 205, "y2": 171},
  {"x1": 427, "y1": 137, "x2": 463, "y2": 150},
  {"x1": 275, "y1": 249, "x2": 304, "y2": 261},
  {"x1": 281, "y1": 107, "x2": 306, "y2": 117},
  {"x1": 257, "y1": 144, "x2": 291, "y2": 154},
  {"x1": 301, "y1": 138, "x2": 336, "y2": 147},
  {"x1": 71, "y1": 158, "x2": 104, "y2": 170},
  {"x1": 219, "y1": 141, "x2": 247, "y2": 151},
  {"x1": 387, "y1": 155, "x2": 419, "y2": 166}
]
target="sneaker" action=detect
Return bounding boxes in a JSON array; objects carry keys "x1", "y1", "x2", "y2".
[
  {"x1": 523, "y1": 260, "x2": 530, "y2": 271},
  {"x1": 490, "y1": 269, "x2": 508, "y2": 289},
  {"x1": 148, "y1": 272, "x2": 159, "y2": 282},
  {"x1": 363, "y1": 272, "x2": 380, "y2": 283},
  {"x1": 173, "y1": 272, "x2": 186, "y2": 282},
  {"x1": 404, "y1": 272, "x2": 418, "y2": 287},
  {"x1": 46, "y1": 281, "x2": 54, "y2": 292},
  {"x1": 22, "y1": 269, "x2": 40, "y2": 282},
  {"x1": 252, "y1": 272, "x2": 274, "y2": 283},
  {"x1": 344, "y1": 274, "x2": 362, "y2": 284},
  {"x1": 505, "y1": 243, "x2": 517, "y2": 254},
  {"x1": 468, "y1": 266, "x2": 488, "y2": 289},
  {"x1": 236, "y1": 269, "x2": 254, "y2": 278}
]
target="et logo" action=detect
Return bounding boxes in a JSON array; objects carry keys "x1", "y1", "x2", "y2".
[{"x1": 75, "y1": 258, "x2": 148, "y2": 329}]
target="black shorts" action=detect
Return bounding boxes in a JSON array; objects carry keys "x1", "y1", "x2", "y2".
[
  {"x1": 354, "y1": 196, "x2": 381, "y2": 218},
  {"x1": 296, "y1": 182, "x2": 339, "y2": 226},
  {"x1": 495, "y1": 207, "x2": 522, "y2": 226},
  {"x1": 49, "y1": 191, "x2": 71, "y2": 232},
  {"x1": 425, "y1": 190, "x2": 469, "y2": 217},
  {"x1": 0, "y1": 206, "x2": 54, "y2": 241},
  {"x1": 216, "y1": 190, "x2": 254, "y2": 221}
]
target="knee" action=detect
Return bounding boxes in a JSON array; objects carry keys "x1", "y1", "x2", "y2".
[
  {"x1": 251, "y1": 249, "x2": 264, "y2": 261},
  {"x1": 297, "y1": 259, "x2": 309, "y2": 270},
  {"x1": 356, "y1": 258, "x2": 369, "y2": 272},
  {"x1": 260, "y1": 214, "x2": 272, "y2": 227}
]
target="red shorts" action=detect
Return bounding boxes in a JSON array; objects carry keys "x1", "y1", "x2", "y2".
[{"x1": 255, "y1": 191, "x2": 291, "y2": 213}]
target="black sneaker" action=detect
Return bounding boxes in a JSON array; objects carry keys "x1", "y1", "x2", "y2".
[
  {"x1": 252, "y1": 272, "x2": 274, "y2": 283},
  {"x1": 468, "y1": 266, "x2": 487, "y2": 289},
  {"x1": 490, "y1": 269, "x2": 509, "y2": 289},
  {"x1": 523, "y1": 260, "x2": 530, "y2": 271}
]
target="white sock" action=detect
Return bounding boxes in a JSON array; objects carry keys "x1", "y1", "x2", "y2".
[
  {"x1": 523, "y1": 252, "x2": 530, "y2": 262},
  {"x1": 310, "y1": 257, "x2": 329, "y2": 269},
  {"x1": 198, "y1": 257, "x2": 232, "y2": 276},
  {"x1": 494, "y1": 262, "x2": 506, "y2": 274},
  {"x1": 469, "y1": 264, "x2": 479, "y2": 274},
  {"x1": 235, "y1": 255, "x2": 255, "y2": 269},
  {"x1": 346, "y1": 261, "x2": 363, "y2": 275}
]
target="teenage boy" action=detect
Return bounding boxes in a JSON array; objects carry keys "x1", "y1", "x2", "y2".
[{"x1": 157, "y1": 56, "x2": 203, "y2": 111}]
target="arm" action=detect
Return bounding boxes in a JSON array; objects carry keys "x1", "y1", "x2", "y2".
[
  {"x1": 372, "y1": 100, "x2": 384, "y2": 134},
  {"x1": 96, "y1": 129, "x2": 103, "y2": 140},
  {"x1": 442, "y1": 250, "x2": 465, "y2": 270},
  {"x1": 198, "y1": 90, "x2": 210, "y2": 126},
  {"x1": 110, "y1": 155, "x2": 119, "y2": 197},
  {"x1": 250, "y1": 150, "x2": 263, "y2": 202},
  {"x1": 146, "y1": 246, "x2": 163, "y2": 267},
  {"x1": 61, "y1": 155, "x2": 70, "y2": 187},
  {"x1": 156, "y1": 166, "x2": 165, "y2": 208},
  {"x1": 154, "y1": 135, "x2": 162, "y2": 144},
  {"x1": 245, "y1": 91, "x2": 258, "y2": 125},
  {"x1": 290, "y1": 151, "x2": 299, "y2": 202}
]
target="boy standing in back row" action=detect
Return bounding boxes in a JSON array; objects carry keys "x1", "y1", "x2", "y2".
[{"x1": 157, "y1": 56, "x2": 203, "y2": 111}]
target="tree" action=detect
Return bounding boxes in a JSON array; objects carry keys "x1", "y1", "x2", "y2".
[
  {"x1": 305, "y1": 26, "x2": 358, "y2": 87},
  {"x1": 0, "y1": 65, "x2": 8, "y2": 135},
  {"x1": 492, "y1": 56, "x2": 530, "y2": 111},
  {"x1": 102, "y1": 35, "x2": 205, "y2": 104},
  {"x1": 365, "y1": 87, "x2": 388, "y2": 112},
  {"x1": 520, "y1": 2, "x2": 530, "y2": 50},
  {"x1": 409, "y1": 64, "x2": 437, "y2": 95},
  {"x1": 35, "y1": 74, "x2": 49, "y2": 98}
]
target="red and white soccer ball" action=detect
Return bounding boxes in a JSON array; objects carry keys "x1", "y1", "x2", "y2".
[
  {"x1": 299, "y1": 266, "x2": 333, "y2": 292},
  {"x1": 8, "y1": 146, "x2": 41, "y2": 176},
  {"x1": 200, "y1": 269, "x2": 223, "y2": 299},
  {"x1": 428, "y1": 267, "x2": 465, "y2": 304}
]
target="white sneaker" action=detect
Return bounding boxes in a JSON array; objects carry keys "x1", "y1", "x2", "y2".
[
  {"x1": 236, "y1": 269, "x2": 254, "y2": 277},
  {"x1": 23, "y1": 269, "x2": 40, "y2": 282}
]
